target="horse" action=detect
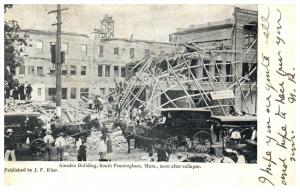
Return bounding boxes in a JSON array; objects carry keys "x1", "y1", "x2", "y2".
[{"x1": 115, "y1": 120, "x2": 152, "y2": 153}]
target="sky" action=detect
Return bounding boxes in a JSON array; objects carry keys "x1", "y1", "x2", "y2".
[{"x1": 5, "y1": 4, "x2": 257, "y2": 42}]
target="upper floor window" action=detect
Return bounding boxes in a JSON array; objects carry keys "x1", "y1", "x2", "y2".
[
  {"x1": 37, "y1": 66, "x2": 43, "y2": 76},
  {"x1": 61, "y1": 43, "x2": 68, "y2": 54},
  {"x1": 81, "y1": 66, "x2": 87, "y2": 75},
  {"x1": 28, "y1": 66, "x2": 35, "y2": 75},
  {"x1": 114, "y1": 47, "x2": 119, "y2": 56},
  {"x1": 36, "y1": 41, "x2": 43, "y2": 53},
  {"x1": 98, "y1": 65, "x2": 103, "y2": 77},
  {"x1": 81, "y1": 44, "x2": 87, "y2": 56},
  {"x1": 98, "y1": 45, "x2": 103, "y2": 57},
  {"x1": 105, "y1": 65, "x2": 110, "y2": 77},
  {"x1": 70, "y1": 65, "x2": 76, "y2": 75},
  {"x1": 114, "y1": 66, "x2": 119, "y2": 77},
  {"x1": 145, "y1": 49, "x2": 150, "y2": 56},
  {"x1": 243, "y1": 23, "x2": 257, "y2": 49},
  {"x1": 130, "y1": 48, "x2": 135, "y2": 59},
  {"x1": 62, "y1": 65, "x2": 68, "y2": 76},
  {"x1": 121, "y1": 67, "x2": 126, "y2": 77}
]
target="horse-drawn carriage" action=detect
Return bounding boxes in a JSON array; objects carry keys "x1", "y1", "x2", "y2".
[
  {"x1": 4, "y1": 112, "x2": 89, "y2": 159},
  {"x1": 209, "y1": 115, "x2": 257, "y2": 163},
  {"x1": 120, "y1": 108, "x2": 213, "y2": 154}
]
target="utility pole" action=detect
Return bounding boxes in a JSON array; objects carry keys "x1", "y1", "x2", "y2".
[{"x1": 49, "y1": 5, "x2": 68, "y2": 124}]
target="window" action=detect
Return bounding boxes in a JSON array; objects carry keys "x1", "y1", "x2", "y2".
[
  {"x1": 80, "y1": 88, "x2": 89, "y2": 99},
  {"x1": 226, "y1": 62, "x2": 233, "y2": 82},
  {"x1": 114, "y1": 66, "x2": 119, "y2": 77},
  {"x1": 62, "y1": 66, "x2": 68, "y2": 76},
  {"x1": 28, "y1": 66, "x2": 34, "y2": 75},
  {"x1": 130, "y1": 48, "x2": 135, "y2": 59},
  {"x1": 62, "y1": 88, "x2": 67, "y2": 99},
  {"x1": 81, "y1": 66, "x2": 87, "y2": 75},
  {"x1": 98, "y1": 65, "x2": 103, "y2": 77},
  {"x1": 98, "y1": 45, "x2": 103, "y2": 57},
  {"x1": 105, "y1": 65, "x2": 110, "y2": 77},
  {"x1": 145, "y1": 49, "x2": 150, "y2": 56},
  {"x1": 37, "y1": 66, "x2": 43, "y2": 76},
  {"x1": 81, "y1": 44, "x2": 87, "y2": 56},
  {"x1": 114, "y1": 47, "x2": 119, "y2": 56},
  {"x1": 242, "y1": 62, "x2": 257, "y2": 82},
  {"x1": 50, "y1": 69, "x2": 56, "y2": 76},
  {"x1": 100, "y1": 88, "x2": 105, "y2": 95},
  {"x1": 190, "y1": 59, "x2": 198, "y2": 78},
  {"x1": 243, "y1": 23, "x2": 257, "y2": 49},
  {"x1": 19, "y1": 65, "x2": 25, "y2": 75},
  {"x1": 70, "y1": 66, "x2": 76, "y2": 75},
  {"x1": 214, "y1": 61, "x2": 222, "y2": 82},
  {"x1": 62, "y1": 43, "x2": 68, "y2": 53},
  {"x1": 48, "y1": 88, "x2": 56, "y2": 96},
  {"x1": 38, "y1": 88, "x2": 42, "y2": 96},
  {"x1": 121, "y1": 67, "x2": 126, "y2": 77},
  {"x1": 70, "y1": 88, "x2": 77, "y2": 99},
  {"x1": 36, "y1": 41, "x2": 43, "y2": 53},
  {"x1": 202, "y1": 60, "x2": 209, "y2": 81}
]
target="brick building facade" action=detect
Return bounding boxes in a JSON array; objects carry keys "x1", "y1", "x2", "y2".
[{"x1": 15, "y1": 29, "x2": 176, "y2": 101}]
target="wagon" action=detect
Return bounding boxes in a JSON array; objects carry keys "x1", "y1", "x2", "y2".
[
  {"x1": 144, "y1": 108, "x2": 213, "y2": 153},
  {"x1": 209, "y1": 115, "x2": 257, "y2": 163},
  {"x1": 4, "y1": 112, "x2": 45, "y2": 157},
  {"x1": 4, "y1": 112, "x2": 90, "y2": 158}
]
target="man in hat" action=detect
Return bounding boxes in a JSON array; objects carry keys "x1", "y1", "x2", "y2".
[
  {"x1": 25, "y1": 83, "x2": 33, "y2": 101},
  {"x1": 19, "y1": 83, "x2": 25, "y2": 100},
  {"x1": 77, "y1": 139, "x2": 87, "y2": 161},
  {"x1": 43, "y1": 130, "x2": 54, "y2": 161},
  {"x1": 55, "y1": 133, "x2": 66, "y2": 161},
  {"x1": 4, "y1": 129, "x2": 17, "y2": 161}
]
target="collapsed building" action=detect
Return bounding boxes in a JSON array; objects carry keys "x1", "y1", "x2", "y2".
[
  {"x1": 120, "y1": 7, "x2": 257, "y2": 116},
  {"x1": 11, "y1": 7, "x2": 257, "y2": 118}
]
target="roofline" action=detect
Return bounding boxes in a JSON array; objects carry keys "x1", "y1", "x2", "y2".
[
  {"x1": 100, "y1": 38, "x2": 174, "y2": 46},
  {"x1": 21, "y1": 28, "x2": 89, "y2": 38},
  {"x1": 234, "y1": 7, "x2": 258, "y2": 16},
  {"x1": 172, "y1": 23, "x2": 233, "y2": 35}
]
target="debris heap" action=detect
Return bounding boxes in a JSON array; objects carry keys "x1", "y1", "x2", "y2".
[{"x1": 119, "y1": 43, "x2": 257, "y2": 116}]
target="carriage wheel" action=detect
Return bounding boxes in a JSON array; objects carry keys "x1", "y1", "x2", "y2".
[
  {"x1": 192, "y1": 131, "x2": 211, "y2": 153},
  {"x1": 30, "y1": 139, "x2": 46, "y2": 157},
  {"x1": 165, "y1": 137, "x2": 179, "y2": 154}
]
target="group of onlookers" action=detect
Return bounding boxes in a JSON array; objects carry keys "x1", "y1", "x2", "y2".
[{"x1": 5, "y1": 82, "x2": 33, "y2": 101}]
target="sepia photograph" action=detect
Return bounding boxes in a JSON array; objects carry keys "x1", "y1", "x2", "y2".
[{"x1": 4, "y1": 4, "x2": 258, "y2": 163}]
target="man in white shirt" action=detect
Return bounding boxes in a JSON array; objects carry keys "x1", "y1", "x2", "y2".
[
  {"x1": 55, "y1": 133, "x2": 66, "y2": 161},
  {"x1": 98, "y1": 136, "x2": 107, "y2": 161},
  {"x1": 43, "y1": 130, "x2": 54, "y2": 161},
  {"x1": 230, "y1": 129, "x2": 242, "y2": 143},
  {"x1": 251, "y1": 127, "x2": 257, "y2": 141}
]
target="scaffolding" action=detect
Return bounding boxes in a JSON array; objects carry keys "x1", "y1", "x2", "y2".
[{"x1": 118, "y1": 42, "x2": 257, "y2": 116}]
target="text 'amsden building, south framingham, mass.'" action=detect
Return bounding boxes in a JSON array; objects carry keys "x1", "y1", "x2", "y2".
[{"x1": 14, "y1": 7, "x2": 257, "y2": 115}]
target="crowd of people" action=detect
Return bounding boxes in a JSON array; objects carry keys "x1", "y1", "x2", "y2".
[{"x1": 5, "y1": 82, "x2": 33, "y2": 101}]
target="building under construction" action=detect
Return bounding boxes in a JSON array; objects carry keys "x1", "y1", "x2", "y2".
[{"x1": 120, "y1": 7, "x2": 257, "y2": 116}]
